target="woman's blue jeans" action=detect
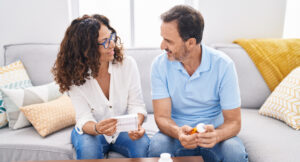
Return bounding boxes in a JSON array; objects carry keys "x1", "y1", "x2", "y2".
[
  {"x1": 148, "y1": 131, "x2": 248, "y2": 162},
  {"x1": 71, "y1": 128, "x2": 150, "y2": 159}
]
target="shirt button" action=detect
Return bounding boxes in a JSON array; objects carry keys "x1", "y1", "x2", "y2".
[{"x1": 109, "y1": 106, "x2": 112, "y2": 109}]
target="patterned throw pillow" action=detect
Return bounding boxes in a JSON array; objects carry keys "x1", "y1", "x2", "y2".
[
  {"x1": 0, "y1": 61, "x2": 32, "y2": 128},
  {"x1": 20, "y1": 95, "x2": 75, "y2": 137},
  {"x1": 0, "y1": 82, "x2": 61, "y2": 129},
  {"x1": 259, "y1": 66, "x2": 300, "y2": 130}
]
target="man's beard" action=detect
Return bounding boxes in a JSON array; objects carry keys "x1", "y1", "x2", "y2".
[{"x1": 175, "y1": 45, "x2": 189, "y2": 62}]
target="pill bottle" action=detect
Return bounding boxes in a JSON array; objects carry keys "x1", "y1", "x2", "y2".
[
  {"x1": 158, "y1": 153, "x2": 173, "y2": 162},
  {"x1": 189, "y1": 123, "x2": 206, "y2": 134}
]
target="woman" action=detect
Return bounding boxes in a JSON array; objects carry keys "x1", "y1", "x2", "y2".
[{"x1": 52, "y1": 14, "x2": 149, "y2": 159}]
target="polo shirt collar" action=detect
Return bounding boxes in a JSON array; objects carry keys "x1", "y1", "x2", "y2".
[
  {"x1": 196, "y1": 44, "x2": 211, "y2": 74},
  {"x1": 173, "y1": 44, "x2": 211, "y2": 75}
]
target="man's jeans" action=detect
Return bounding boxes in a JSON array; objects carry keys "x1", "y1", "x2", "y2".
[
  {"x1": 71, "y1": 128, "x2": 150, "y2": 159},
  {"x1": 148, "y1": 131, "x2": 248, "y2": 162}
]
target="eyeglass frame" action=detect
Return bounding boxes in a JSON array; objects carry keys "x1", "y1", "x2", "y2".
[{"x1": 97, "y1": 33, "x2": 116, "y2": 49}]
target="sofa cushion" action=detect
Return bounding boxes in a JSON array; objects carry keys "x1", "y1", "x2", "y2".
[
  {"x1": 3, "y1": 44, "x2": 162, "y2": 113},
  {"x1": 239, "y1": 108, "x2": 300, "y2": 162},
  {"x1": 0, "y1": 60, "x2": 33, "y2": 128},
  {"x1": 20, "y1": 95, "x2": 76, "y2": 137},
  {"x1": 0, "y1": 82, "x2": 61, "y2": 129},
  {"x1": 259, "y1": 66, "x2": 300, "y2": 130},
  {"x1": 0, "y1": 126, "x2": 74, "y2": 162},
  {"x1": 211, "y1": 44, "x2": 271, "y2": 109}
]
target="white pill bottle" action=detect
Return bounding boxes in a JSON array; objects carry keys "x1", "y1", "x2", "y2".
[{"x1": 159, "y1": 153, "x2": 173, "y2": 162}]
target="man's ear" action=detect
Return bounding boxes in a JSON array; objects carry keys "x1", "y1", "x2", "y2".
[{"x1": 185, "y1": 38, "x2": 197, "y2": 49}]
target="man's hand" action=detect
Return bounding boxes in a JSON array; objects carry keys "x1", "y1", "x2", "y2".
[
  {"x1": 196, "y1": 124, "x2": 218, "y2": 148},
  {"x1": 95, "y1": 118, "x2": 117, "y2": 136},
  {"x1": 178, "y1": 125, "x2": 198, "y2": 149},
  {"x1": 128, "y1": 125, "x2": 145, "y2": 140}
]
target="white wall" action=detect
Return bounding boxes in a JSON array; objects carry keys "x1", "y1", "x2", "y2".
[
  {"x1": 283, "y1": 0, "x2": 300, "y2": 38},
  {"x1": 0, "y1": 0, "x2": 289, "y2": 58},
  {"x1": 198, "y1": 0, "x2": 287, "y2": 44},
  {"x1": 0, "y1": 0, "x2": 71, "y2": 64}
]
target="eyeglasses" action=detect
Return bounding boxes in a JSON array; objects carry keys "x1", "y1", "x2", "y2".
[{"x1": 97, "y1": 33, "x2": 116, "y2": 49}]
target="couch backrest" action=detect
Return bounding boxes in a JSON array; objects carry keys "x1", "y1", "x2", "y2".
[
  {"x1": 211, "y1": 44, "x2": 271, "y2": 109},
  {"x1": 125, "y1": 48, "x2": 162, "y2": 113},
  {"x1": 3, "y1": 43, "x2": 59, "y2": 86},
  {"x1": 2, "y1": 43, "x2": 270, "y2": 112},
  {"x1": 2, "y1": 43, "x2": 161, "y2": 113}
]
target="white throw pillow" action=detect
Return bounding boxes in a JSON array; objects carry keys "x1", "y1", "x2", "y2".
[
  {"x1": 0, "y1": 60, "x2": 32, "y2": 128},
  {"x1": 0, "y1": 82, "x2": 62, "y2": 129}
]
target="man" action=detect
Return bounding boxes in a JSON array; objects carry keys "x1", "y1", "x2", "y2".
[{"x1": 148, "y1": 5, "x2": 248, "y2": 162}]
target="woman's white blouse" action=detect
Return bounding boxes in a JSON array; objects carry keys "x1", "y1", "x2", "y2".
[{"x1": 68, "y1": 56, "x2": 147, "y2": 143}]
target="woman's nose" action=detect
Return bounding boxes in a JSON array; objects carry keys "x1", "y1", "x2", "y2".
[{"x1": 108, "y1": 40, "x2": 115, "y2": 49}]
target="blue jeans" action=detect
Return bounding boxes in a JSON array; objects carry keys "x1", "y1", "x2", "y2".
[
  {"x1": 148, "y1": 131, "x2": 248, "y2": 162},
  {"x1": 71, "y1": 128, "x2": 150, "y2": 159}
]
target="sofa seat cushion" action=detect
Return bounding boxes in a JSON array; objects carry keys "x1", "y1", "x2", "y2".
[
  {"x1": 0, "y1": 126, "x2": 74, "y2": 162},
  {"x1": 0, "y1": 114, "x2": 159, "y2": 160},
  {"x1": 239, "y1": 108, "x2": 300, "y2": 162}
]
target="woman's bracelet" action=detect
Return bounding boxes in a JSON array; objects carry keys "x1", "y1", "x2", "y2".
[{"x1": 94, "y1": 123, "x2": 101, "y2": 135}]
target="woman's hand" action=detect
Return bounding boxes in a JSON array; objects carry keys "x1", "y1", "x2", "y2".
[
  {"x1": 128, "y1": 125, "x2": 145, "y2": 140},
  {"x1": 95, "y1": 118, "x2": 117, "y2": 136}
]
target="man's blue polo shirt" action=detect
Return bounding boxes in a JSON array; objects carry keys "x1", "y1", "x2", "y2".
[{"x1": 151, "y1": 44, "x2": 241, "y2": 128}]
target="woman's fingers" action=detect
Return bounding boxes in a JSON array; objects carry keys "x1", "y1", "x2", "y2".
[{"x1": 97, "y1": 119, "x2": 117, "y2": 134}]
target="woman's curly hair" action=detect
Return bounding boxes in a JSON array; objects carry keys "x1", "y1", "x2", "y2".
[{"x1": 52, "y1": 14, "x2": 124, "y2": 93}]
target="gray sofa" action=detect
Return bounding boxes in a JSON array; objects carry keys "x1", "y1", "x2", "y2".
[{"x1": 0, "y1": 43, "x2": 299, "y2": 162}]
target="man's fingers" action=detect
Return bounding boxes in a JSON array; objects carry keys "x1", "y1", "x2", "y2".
[
  {"x1": 204, "y1": 124, "x2": 214, "y2": 132},
  {"x1": 182, "y1": 143, "x2": 198, "y2": 149},
  {"x1": 179, "y1": 133, "x2": 197, "y2": 146},
  {"x1": 181, "y1": 125, "x2": 194, "y2": 134},
  {"x1": 197, "y1": 137, "x2": 215, "y2": 145},
  {"x1": 197, "y1": 132, "x2": 214, "y2": 138}
]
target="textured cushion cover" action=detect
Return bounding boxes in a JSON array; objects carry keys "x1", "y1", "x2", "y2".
[
  {"x1": 20, "y1": 95, "x2": 75, "y2": 137},
  {"x1": 0, "y1": 60, "x2": 32, "y2": 128},
  {"x1": 259, "y1": 67, "x2": 300, "y2": 130},
  {"x1": 0, "y1": 82, "x2": 61, "y2": 129}
]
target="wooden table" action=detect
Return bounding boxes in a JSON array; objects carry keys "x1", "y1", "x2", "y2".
[{"x1": 26, "y1": 156, "x2": 203, "y2": 162}]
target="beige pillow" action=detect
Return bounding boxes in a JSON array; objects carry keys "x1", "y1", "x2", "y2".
[
  {"x1": 20, "y1": 95, "x2": 75, "y2": 137},
  {"x1": 259, "y1": 66, "x2": 300, "y2": 130}
]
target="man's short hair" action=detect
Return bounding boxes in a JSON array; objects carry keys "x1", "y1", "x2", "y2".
[{"x1": 161, "y1": 5, "x2": 204, "y2": 44}]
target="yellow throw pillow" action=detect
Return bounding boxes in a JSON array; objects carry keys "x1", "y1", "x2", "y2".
[
  {"x1": 259, "y1": 66, "x2": 300, "y2": 130},
  {"x1": 20, "y1": 95, "x2": 75, "y2": 137}
]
